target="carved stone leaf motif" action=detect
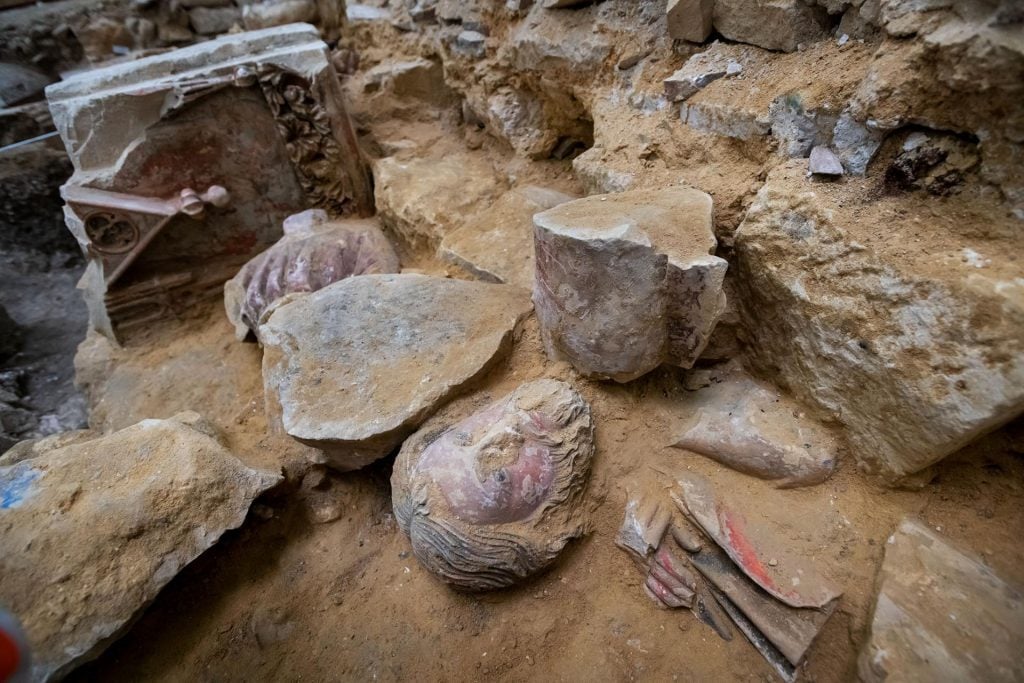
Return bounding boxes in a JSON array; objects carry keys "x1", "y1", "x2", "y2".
[{"x1": 257, "y1": 65, "x2": 354, "y2": 215}]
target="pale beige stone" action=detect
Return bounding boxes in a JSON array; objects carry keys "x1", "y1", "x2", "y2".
[
  {"x1": 439, "y1": 185, "x2": 575, "y2": 289},
  {"x1": 373, "y1": 153, "x2": 504, "y2": 250},
  {"x1": 666, "y1": 0, "x2": 714, "y2": 43},
  {"x1": 260, "y1": 274, "x2": 533, "y2": 469},
  {"x1": 734, "y1": 161, "x2": 1024, "y2": 481},
  {"x1": 0, "y1": 413, "x2": 280, "y2": 682},
  {"x1": 859, "y1": 518, "x2": 1024, "y2": 682}
]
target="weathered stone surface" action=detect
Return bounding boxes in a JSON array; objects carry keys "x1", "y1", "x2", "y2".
[
  {"x1": 664, "y1": 42, "x2": 745, "y2": 102},
  {"x1": 392, "y1": 379, "x2": 594, "y2": 590},
  {"x1": 681, "y1": 100, "x2": 771, "y2": 141},
  {"x1": 0, "y1": 62, "x2": 52, "y2": 108},
  {"x1": 260, "y1": 274, "x2": 533, "y2": 470},
  {"x1": 666, "y1": 0, "x2": 714, "y2": 43},
  {"x1": 242, "y1": 0, "x2": 318, "y2": 29},
  {"x1": 439, "y1": 185, "x2": 575, "y2": 289},
  {"x1": 769, "y1": 93, "x2": 839, "y2": 157},
  {"x1": 482, "y1": 88, "x2": 551, "y2": 158},
  {"x1": 858, "y1": 518, "x2": 1024, "y2": 682},
  {"x1": 46, "y1": 24, "x2": 373, "y2": 341},
  {"x1": 542, "y1": 0, "x2": 591, "y2": 7},
  {"x1": 454, "y1": 30, "x2": 487, "y2": 57},
  {"x1": 373, "y1": 153, "x2": 504, "y2": 250},
  {"x1": 670, "y1": 363, "x2": 838, "y2": 487},
  {"x1": 571, "y1": 147, "x2": 635, "y2": 194},
  {"x1": 189, "y1": 6, "x2": 241, "y2": 34},
  {"x1": 464, "y1": 81, "x2": 593, "y2": 160},
  {"x1": 713, "y1": 0, "x2": 829, "y2": 53},
  {"x1": 677, "y1": 41, "x2": 873, "y2": 149},
  {"x1": 533, "y1": 187, "x2": 727, "y2": 382},
  {"x1": 506, "y1": 10, "x2": 611, "y2": 72},
  {"x1": 831, "y1": 110, "x2": 885, "y2": 174},
  {"x1": 0, "y1": 412, "x2": 280, "y2": 682},
  {"x1": 734, "y1": 161, "x2": 1024, "y2": 481},
  {"x1": 845, "y1": 12, "x2": 1024, "y2": 211},
  {"x1": 224, "y1": 209, "x2": 400, "y2": 340},
  {"x1": 808, "y1": 145, "x2": 844, "y2": 175},
  {"x1": 362, "y1": 58, "x2": 451, "y2": 105}
]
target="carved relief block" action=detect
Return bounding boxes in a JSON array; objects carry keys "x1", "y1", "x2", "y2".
[{"x1": 45, "y1": 24, "x2": 372, "y2": 340}]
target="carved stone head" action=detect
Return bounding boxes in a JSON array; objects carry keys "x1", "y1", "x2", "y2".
[{"x1": 392, "y1": 379, "x2": 594, "y2": 591}]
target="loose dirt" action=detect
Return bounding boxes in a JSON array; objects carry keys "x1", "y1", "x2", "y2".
[{"x1": 67, "y1": 298, "x2": 1023, "y2": 682}]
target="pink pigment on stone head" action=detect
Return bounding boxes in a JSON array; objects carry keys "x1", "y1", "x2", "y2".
[
  {"x1": 392, "y1": 379, "x2": 594, "y2": 591},
  {"x1": 224, "y1": 211, "x2": 400, "y2": 340}
]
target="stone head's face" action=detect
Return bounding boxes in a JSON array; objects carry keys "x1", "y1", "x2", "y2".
[
  {"x1": 392, "y1": 379, "x2": 594, "y2": 591},
  {"x1": 416, "y1": 399, "x2": 556, "y2": 525}
]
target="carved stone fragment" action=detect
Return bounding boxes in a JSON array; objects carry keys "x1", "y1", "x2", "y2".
[
  {"x1": 392, "y1": 379, "x2": 594, "y2": 591},
  {"x1": 45, "y1": 25, "x2": 372, "y2": 341},
  {"x1": 224, "y1": 209, "x2": 399, "y2": 340},
  {"x1": 532, "y1": 187, "x2": 727, "y2": 382}
]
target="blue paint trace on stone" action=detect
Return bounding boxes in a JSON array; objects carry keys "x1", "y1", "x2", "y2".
[{"x1": 0, "y1": 464, "x2": 42, "y2": 509}]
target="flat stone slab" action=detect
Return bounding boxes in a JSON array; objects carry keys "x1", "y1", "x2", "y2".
[
  {"x1": 676, "y1": 474, "x2": 842, "y2": 609},
  {"x1": 533, "y1": 187, "x2": 727, "y2": 382},
  {"x1": 0, "y1": 412, "x2": 280, "y2": 682},
  {"x1": 671, "y1": 364, "x2": 837, "y2": 487},
  {"x1": 664, "y1": 41, "x2": 746, "y2": 102},
  {"x1": 260, "y1": 274, "x2": 533, "y2": 470},
  {"x1": 808, "y1": 145, "x2": 844, "y2": 176},
  {"x1": 439, "y1": 185, "x2": 575, "y2": 289},
  {"x1": 859, "y1": 518, "x2": 1024, "y2": 682}
]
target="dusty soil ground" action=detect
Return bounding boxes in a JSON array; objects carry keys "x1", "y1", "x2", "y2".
[
  {"x1": 6, "y1": 3, "x2": 1022, "y2": 679},
  {"x1": 66, "y1": 299, "x2": 1024, "y2": 682}
]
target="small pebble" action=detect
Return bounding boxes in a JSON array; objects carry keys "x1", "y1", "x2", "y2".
[{"x1": 768, "y1": 558, "x2": 778, "y2": 567}]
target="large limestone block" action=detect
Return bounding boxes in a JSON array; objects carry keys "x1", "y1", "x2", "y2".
[
  {"x1": 734, "y1": 161, "x2": 1024, "y2": 481},
  {"x1": 260, "y1": 274, "x2": 533, "y2": 469},
  {"x1": 373, "y1": 153, "x2": 504, "y2": 251},
  {"x1": 858, "y1": 518, "x2": 1024, "y2": 682},
  {"x1": 666, "y1": 0, "x2": 714, "y2": 43},
  {"x1": 506, "y1": 10, "x2": 612, "y2": 72},
  {"x1": 533, "y1": 188, "x2": 727, "y2": 382},
  {"x1": 439, "y1": 185, "x2": 576, "y2": 289},
  {"x1": 713, "y1": 0, "x2": 829, "y2": 53},
  {"x1": 0, "y1": 413, "x2": 280, "y2": 682}
]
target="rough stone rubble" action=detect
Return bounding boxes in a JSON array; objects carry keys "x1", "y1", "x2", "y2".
[{"x1": 0, "y1": 0, "x2": 1022, "y2": 679}]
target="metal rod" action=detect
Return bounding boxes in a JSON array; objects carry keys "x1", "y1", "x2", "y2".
[{"x1": 0, "y1": 131, "x2": 60, "y2": 154}]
